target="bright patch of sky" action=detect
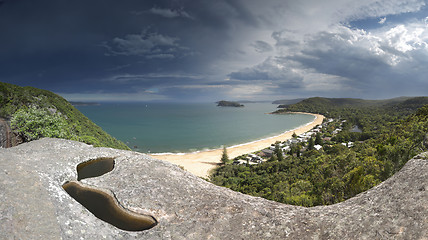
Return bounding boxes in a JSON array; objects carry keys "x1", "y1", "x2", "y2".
[{"x1": 349, "y1": 5, "x2": 428, "y2": 30}]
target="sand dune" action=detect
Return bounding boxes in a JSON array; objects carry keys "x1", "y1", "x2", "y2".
[{"x1": 152, "y1": 113, "x2": 324, "y2": 178}]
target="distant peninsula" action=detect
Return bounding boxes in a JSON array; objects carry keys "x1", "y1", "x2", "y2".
[
  {"x1": 216, "y1": 100, "x2": 244, "y2": 107},
  {"x1": 70, "y1": 101, "x2": 100, "y2": 106}
]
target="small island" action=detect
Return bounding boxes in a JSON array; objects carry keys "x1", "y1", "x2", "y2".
[{"x1": 216, "y1": 100, "x2": 244, "y2": 107}]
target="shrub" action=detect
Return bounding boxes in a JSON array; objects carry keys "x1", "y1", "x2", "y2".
[{"x1": 11, "y1": 106, "x2": 71, "y2": 141}]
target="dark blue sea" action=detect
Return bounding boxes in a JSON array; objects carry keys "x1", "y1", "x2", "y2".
[{"x1": 76, "y1": 102, "x2": 314, "y2": 153}]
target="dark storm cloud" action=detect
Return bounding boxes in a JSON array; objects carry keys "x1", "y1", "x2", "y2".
[
  {"x1": 0, "y1": 1, "x2": 208, "y2": 92},
  {"x1": 102, "y1": 29, "x2": 191, "y2": 59},
  {"x1": 149, "y1": 7, "x2": 193, "y2": 19},
  {"x1": 0, "y1": 0, "x2": 266, "y2": 98},
  {"x1": 0, "y1": 1, "x2": 148, "y2": 87}
]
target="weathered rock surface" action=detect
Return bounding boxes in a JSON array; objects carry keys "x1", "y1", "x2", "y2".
[
  {"x1": 1, "y1": 138, "x2": 427, "y2": 239},
  {"x1": 0, "y1": 117, "x2": 23, "y2": 148},
  {"x1": 0, "y1": 118, "x2": 8, "y2": 148},
  {"x1": 0, "y1": 117, "x2": 12, "y2": 148}
]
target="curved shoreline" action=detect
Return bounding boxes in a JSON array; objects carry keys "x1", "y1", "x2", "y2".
[{"x1": 151, "y1": 112, "x2": 325, "y2": 178}]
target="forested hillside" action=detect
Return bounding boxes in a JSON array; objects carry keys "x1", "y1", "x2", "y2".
[
  {"x1": 275, "y1": 97, "x2": 428, "y2": 116},
  {"x1": 0, "y1": 82, "x2": 129, "y2": 150},
  {"x1": 211, "y1": 97, "x2": 428, "y2": 207}
]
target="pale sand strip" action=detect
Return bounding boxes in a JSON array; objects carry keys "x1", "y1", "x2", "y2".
[{"x1": 151, "y1": 113, "x2": 325, "y2": 178}]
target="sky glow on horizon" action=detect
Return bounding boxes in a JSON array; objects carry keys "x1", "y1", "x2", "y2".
[{"x1": 1, "y1": 0, "x2": 428, "y2": 102}]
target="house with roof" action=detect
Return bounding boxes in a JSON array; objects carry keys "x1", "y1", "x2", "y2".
[{"x1": 261, "y1": 149, "x2": 274, "y2": 157}]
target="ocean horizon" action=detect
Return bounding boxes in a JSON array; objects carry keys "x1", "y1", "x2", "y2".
[{"x1": 76, "y1": 102, "x2": 315, "y2": 154}]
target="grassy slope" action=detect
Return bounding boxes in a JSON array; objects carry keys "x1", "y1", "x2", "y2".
[{"x1": 0, "y1": 82, "x2": 130, "y2": 150}]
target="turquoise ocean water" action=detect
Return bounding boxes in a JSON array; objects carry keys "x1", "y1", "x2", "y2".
[{"x1": 76, "y1": 102, "x2": 314, "y2": 153}]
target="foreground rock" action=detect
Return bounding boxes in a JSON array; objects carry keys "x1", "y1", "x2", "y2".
[{"x1": 1, "y1": 138, "x2": 427, "y2": 239}]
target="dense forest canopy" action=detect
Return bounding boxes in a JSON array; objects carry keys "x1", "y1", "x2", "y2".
[{"x1": 210, "y1": 97, "x2": 428, "y2": 207}]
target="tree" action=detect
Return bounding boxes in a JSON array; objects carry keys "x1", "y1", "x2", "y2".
[
  {"x1": 307, "y1": 138, "x2": 315, "y2": 150},
  {"x1": 268, "y1": 154, "x2": 278, "y2": 162},
  {"x1": 315, "y1": 133, "x2": 323, "y2": 145},
  {"x1": 275, "y1": 143, "x2": 284, "y2": 161},
  {"x1": 296, "y1": 145, "x2": 301, "y2": 157},
  {"x1": 292, "y1": 132, "x2": 297, "y2": 138},
  {"x1": 220, "y1": 146, "x2": 231, "y2": 165}
]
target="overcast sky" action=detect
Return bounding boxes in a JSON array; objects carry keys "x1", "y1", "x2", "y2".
[{"x1": 1, "y1": 0, "x2": 427, "y2": 102}]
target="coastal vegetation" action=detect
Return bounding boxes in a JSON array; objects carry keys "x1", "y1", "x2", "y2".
[
  {"x1": 272, "y1": 98, "x2": 305, "y2": 105},
  {"x1": 220, "y1": 146, "x2": 231, "y2": 165},
  {"x1": 0, "y1": 82, "x2": 129, "y2": 150},
  {"x1": 216, "y1": 100, "x2": 244, "y2": 107},
  {"x1": 210, "y1": 97, "x2": 428, "y2": 207},
  {"x1": 11, "y1": 106, "x2": 71, "y2": 141}
]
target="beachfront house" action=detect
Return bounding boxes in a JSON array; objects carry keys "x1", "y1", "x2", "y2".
[
  {"x1": 282, "y1": 146, "x2": 290, "y2": 152},
  {"x1": 261, "y1": 149, "x2": 274, "y2": 157},
  {"x1": 234, "y1": 155, "x2": 263, "y2": 165},
  {"x1": 234, "y1": 159, "x2": 248, "y2": 165},
  {"x1": 251, "y1": 155, "x2": 263, "y2": 162},
  {"x1": 248, "y1": 154, "x2": 258, "y2": 158}
]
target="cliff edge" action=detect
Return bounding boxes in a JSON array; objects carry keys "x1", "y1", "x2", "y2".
[{"x1": 1, "y1": 138, "x2": 427, "y2": 239}]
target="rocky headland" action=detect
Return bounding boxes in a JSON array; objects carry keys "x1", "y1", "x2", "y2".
[{"x1": 1, "y1": 138, "x2": 427, "y2": 239}]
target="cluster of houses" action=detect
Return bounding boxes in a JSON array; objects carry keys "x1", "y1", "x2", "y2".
[
  {"x1": 233, "y1": 118, "x2": 355, "y2": 165},
  {"x1": 233, "y1": 153, "x2": 264, "y2": 165}
]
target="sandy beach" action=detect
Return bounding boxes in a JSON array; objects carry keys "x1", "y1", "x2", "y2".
[{"x1": 151, "y1": 113, "x2": 324, "y2": 178}]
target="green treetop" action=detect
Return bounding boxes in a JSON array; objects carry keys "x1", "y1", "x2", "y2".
[{"x1": 220, "y1": 146, "x2": 231, "y2": 165}]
